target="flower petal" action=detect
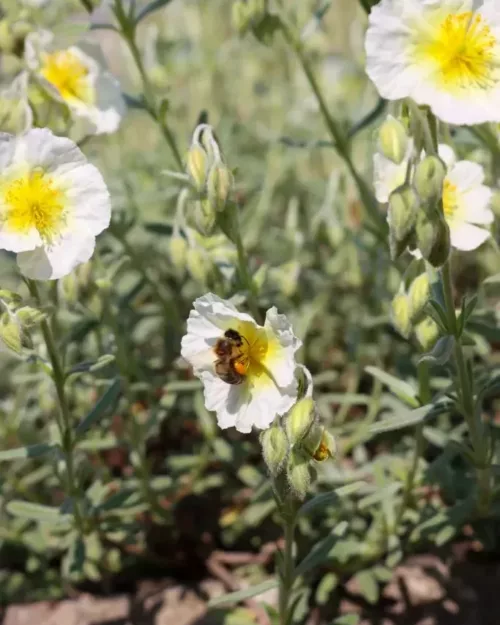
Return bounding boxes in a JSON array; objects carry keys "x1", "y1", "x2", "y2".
[
  {"x1": 449, "y1": 222, "x2": 491, "y2": 251},
  {"x1": 263, "y1": 306, "x2": 302, "y2": 389}
]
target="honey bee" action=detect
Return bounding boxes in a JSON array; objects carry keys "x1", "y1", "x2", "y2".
[{"x1": 213, "y1": 328, "x2": 250, "y2": 385}]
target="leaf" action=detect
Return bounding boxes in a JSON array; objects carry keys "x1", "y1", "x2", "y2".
[
  {"x1": 315, "y1": 573, "x2": 339, "y2": 605},
  {"x1": 418, "y1": 335, "x2": 454, "y2": 366},
  {"x1": 358, "y1": 482, "x2": 401, "y2": 510},
  {"x1": 355, "y1": 570, "x2": 379, "y2": 604},
  {"x1": 425, "y1": 300, "x2": 449, "y2": 334},
  {"x1": 7, "y1": 501, "x2": 69, "y2": 524},
  {"x1": 331, "y1": 616, "x2": 360, "y2": 625},
  {"x1": 135, "y1": 0, "x2": 174, "y2": 24},
  {"x1": 208, "y1": 579, "x2": 278, "y2": 608},
  {"x1": 96, "y1": 488, "x2": 136, "y2": 512},
  {"x1": 457, "y1": 294, "x2": 478, "y2": 335},
  {"x1": 0, "y1": 443, "x2": 54, "y2": 462},
  {"x1": 143, "y1": 221, "x2": 175, "y2": 236},
  {"x1": 365, "y1": 366, "x2": 419, "y2": 408},
  {"x1": 369, "y1": 404, "x2": 432, "y2": 434},
  {"x1": 76, "y1": 378, "x2": 121, "y2": 436},
  {"x1": 348, "y1": 97, "x2": 387, "y2": 140},
  {"x1": 295, "y1": 532, "x2": 337, "y2": 576},
  {"x1": 298, "y1": 481, "x2": 366, "y2": 517}
]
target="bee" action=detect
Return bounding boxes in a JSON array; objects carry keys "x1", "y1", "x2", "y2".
[{"x1": 213, "y1": 328, "x2": 250, "y2": 385}]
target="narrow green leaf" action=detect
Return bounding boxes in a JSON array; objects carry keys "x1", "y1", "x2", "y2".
[
  {"x1": 295, "y1": 532, "x2": 337, "y2": 576},
  {"x1": 369, "y1": 404, "x2": 431, "y2": 434},
  {"x1": 76, "y1": 378, "x2": 121, "y2": 436},
  {"x1": 365, "y1": 366, "x2": 419, "y2": 407},
  {"x1": 7, "y1": 501, "x2": 69, "y2": 523},
  {"x1": 355, "y1": 570, "x2": 379, "y2": 604},
  {"x1": 418, "y1": 335, "x2": 454, "y2": 366},
  {"x1": 298, "y1": 481, "x2": 366, "y2": 517},
  {"x1": 358, "y1": 482, "x2": 401, "y2": 510},
  {"x1": 208, "y1": 579, "x2": 278, "y2": 607},
  {"x1": 96, "y1": 488, "x2": 136, "y2": 512},
  {"x1": 331, "y1": 616, "x2": 360, "y2": 625},
  {"x1": 0, "y1": 443, "x2": 54, "y2": 462}
]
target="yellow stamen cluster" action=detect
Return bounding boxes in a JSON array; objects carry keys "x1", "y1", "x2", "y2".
[
  {"x1": 4, "y1": 171, "x2": 66, "y2": 241},
  {"x1": 442, "y1": 178, "x2": 459, "y2": 220},
  {"x1": 421, "y1": 12, "x2": 496, "y2": 91},
  {"x1": 41, "y1": 50, "x2": 94, "y2": 105}
]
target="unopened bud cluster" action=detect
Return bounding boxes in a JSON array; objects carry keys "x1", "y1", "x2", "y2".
[
  {"x1": 260, "y1": 384, "x2": 336, "y2": 500},
  {"x1": 377, "y1": 115, "x2": 451, "y2": 268},
  {"x1": 186, "y1": 124, "x2": 234, "y2": 237},
  {"x1": 0, "y1": 290, "x2": 46, "y2": 355}
]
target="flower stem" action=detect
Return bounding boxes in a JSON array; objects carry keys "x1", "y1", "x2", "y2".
[
  {"x1": 114, "y1": 1, "x2": 183, "y2": 170},
  {"x1": 276, "y1": 5, "x2": 386, "y2": 240},
  {"x1": 233, "y1": 222, "x2": 261, "y2": 322},
  {"x1": 27, "y1": 280, "x2": 85, "y2": 533},
  {"x1": 279, "y1": 504, "x2": 296, "y2": 625},
  {"x1": 441, "y1": 258, "x2": 491, "y2": 514}
]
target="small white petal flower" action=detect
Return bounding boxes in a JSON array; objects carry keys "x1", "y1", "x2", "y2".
[
  {"x1": 0, "y1": 128, "x2": 111, "y2": 279},
  {"x1": 0, "y1": 73, "x2": 32, "y2": 134},
  {"x1": 366, "y1": 0, "x2": 500, "y2": 125},
  {"x1": 181, "y1": 293, "x2": 302, "y2": 433},
  {"x1": 25, "y1": 31, "x2": 125, "y2": 135}
]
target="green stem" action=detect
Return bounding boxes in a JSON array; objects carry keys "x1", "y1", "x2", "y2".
[
  {"x1": 276, "y1": 6, "x2": 386, "y2": 239},
  {"x1": 27, "y1": 280, "x2": 84, "y2": 533},
  {"x1": 116, "y1": 4, "x2": 183, "y2": 170},
  {"x1": 441, "y1": 259, "x2": 490, "y2": 514},
  {"x1": 279, "y1": 509, "x2": 296, "y2": 625}
]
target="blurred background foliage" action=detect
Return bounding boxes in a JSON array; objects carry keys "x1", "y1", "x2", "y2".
[{"x1": 0, "y1": 0, "x2": 499, "y2": 622}]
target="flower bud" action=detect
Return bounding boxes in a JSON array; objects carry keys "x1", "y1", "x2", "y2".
[
  {"x1": 312, "y1": 430, "x2": 336, "y2": 462},
  {"x1": 207, "y1": 161, "x2": 233, "y2": 212},
  {"x1": 413, "y1": 155, "x2": 446, "y2": 204},
  {"x1": 415, "y1": 212, "x2": 437, "y2": 259},
  {"x1": 192, "y1": 199, "x2": 217, "y2": 237},
  {"x1": 16, "y1": 306, "x2": 46, "y2": 328},
  {"x1": 391, "y1": 293, "x2": 412, "y2": 339},
  {"x1": 186, "y1": 143, "x2": 208, "y2": 192},
  {"x1": 415, "y1": 317, "x2": 440, "y2": 351},
  {"x1": 426, "y1": 218, "x2": 451, "y2": 268},
  {"x1": 186, "y1": 247, "x2": 210, "y2": 284},
  {"x1": 377, "y1": 115, "x2": 409, "y2": 164},
  {"x1": 388, "y1": 185, "x2": 419, "y2": 242},
  {"x1": 0, "y1": 313, "x2": 22, "y2": 355},
  {"x1": 408, "y1": 273, "x2": 430, "y2": 322},
  {"x1": 286, "y1": 449, "x2": 312, "y2": 500},
  {"x1": 296, "y1": 365, "x2": 313, "y2": 400},
  {"x1": 261, "y1": 425, "x2": 289, "y2": 476},
  {"x1": 286, "y1": 398, "x2": 315, "y2": 445},
  {"x1": 169, "y1": 234, "x2": 188, "y2": 272}
]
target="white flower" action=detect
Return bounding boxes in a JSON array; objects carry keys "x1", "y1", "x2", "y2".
[
  {"x1": 376, "y1": 141, "x2": 494, "y2": 251},
  {"x1": 181, "y1": 294, "x2": 301, "y2": 433},
  {"x1": 0, "y1": 73, "x2": 32, "y2": 135},
  {"x1": 365, "y1": 0, "x2": 500, "y2": 125},
  {"x1": 25, "y1": 31, "x2": 125, "y2": 135},
  {"x1": 0, "y1": 128, "x2": 111, "y2": 280}
]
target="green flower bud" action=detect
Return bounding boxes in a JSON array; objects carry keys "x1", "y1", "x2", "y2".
[
  {"x1": 415, "y1": 212, "x2": 438, "y2": 259},
  {"x1": 391, "y1": 293, "x2": 412, "y2": 339},
  {"x1": 232, "y1": 0, "x2": 251, "y2": 35},
  {"x1": 207, "y1": 161, "x2": 233, "y2": 212},
  {"x1": 286, "y1": 449, "x2": 312, "y2": 500},
  {"x1": 169, "y1": 235, "x2": 188, "y2": 272},
  {"x1": 193, "y1": 199, "x2": 217, "y2": 237},
  {"x1": 388, "y1": 185, "x2": 419, "y2": 242},
  {"x1": 415, "y1": 317, "x2": 440, "y2": 351},
  {"x1": 427, "y1": 218, "x2": 451, "y2": 268},
  {"x1": 377, "y1": 115, "x2": 409, "y2": 164},
  {"x1": 312, "y1": 430, "x2": 336, "y2": 462},
  {"x1": 16, "y1": 306, "x2": 46, "y2": 328},
  {"x1": 286, "y1": 398, "x2": 315, "y2": 445},
  {"x1": 249, "y1": 0, "x2": 267, "y2": 21},
  {"x1": 0, "y1": 313, "x2": 22, "y2": 355},
  {"x1": 186, "y1": 247, "x2": 210, "y2": 284},
  {"x1": 261, "y1": 425, "x2": 289, "y2": 476},
  {"x1": 186, "y1": 143, "x2": 208, "y2": 192},
  {"x1": 408, "y1": 273, "x2": 430, "y2": 322},
  {"x1": 413, "y1": 155, "x2": 446, "y2": 204}
]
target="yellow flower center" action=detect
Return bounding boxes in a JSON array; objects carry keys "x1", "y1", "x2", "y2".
[
  {"x1": 442, "y1": 178, "x2": 459, "y2": 220},
  {"x1": 3, "y1": 170, "x2": 66, "y2": 242},
  {"x1": 41, "y1": 50, "x2": 94, "y2": 105},
  {"x1": 224, "y1": 321, "x2": 280, "y2": 387},
  {"x1": 418, "y1": 12, "x2": 497, "y2": 91}
]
